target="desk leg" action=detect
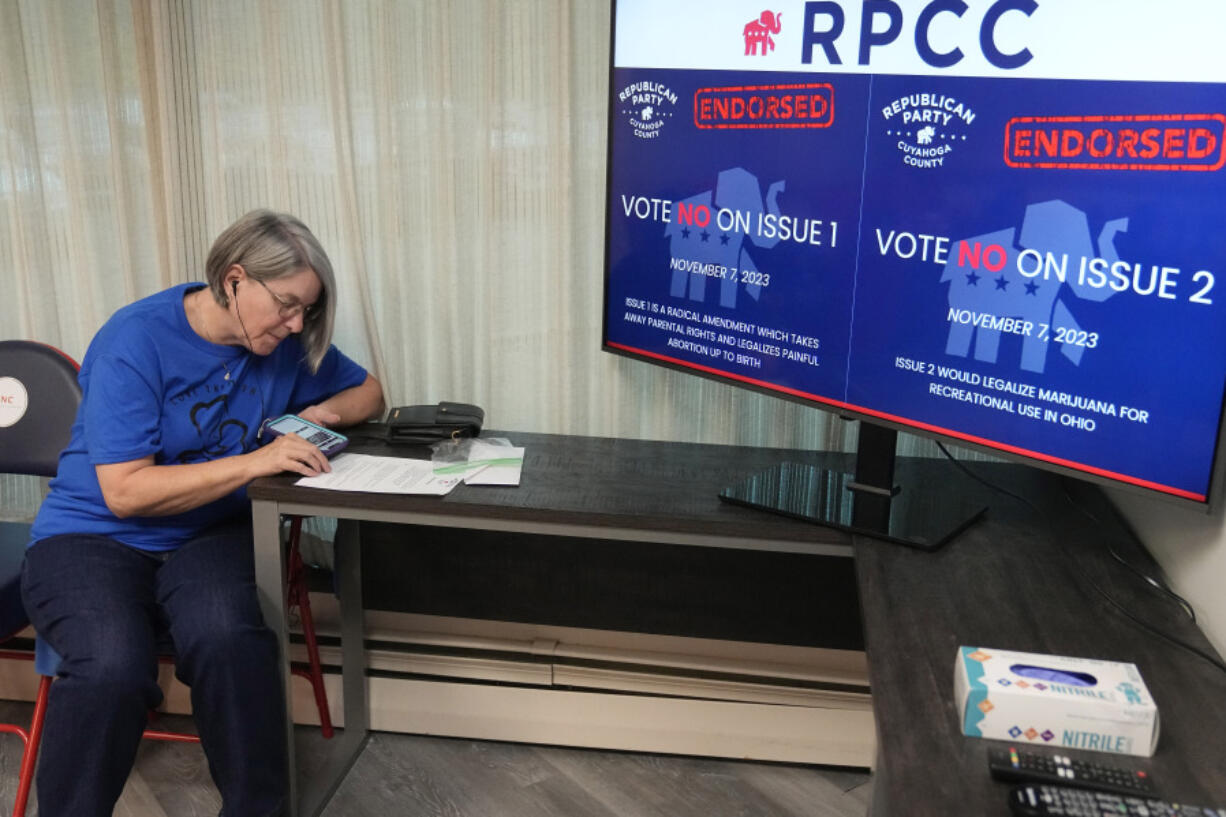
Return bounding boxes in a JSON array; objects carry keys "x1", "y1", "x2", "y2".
[
  {"x1": 336, "y1": 519, "x2": 368, "y2": 738},
  {"x1": 293, "y1": 519, "x2": 369, "y2": 815},
  {"x1": 250, "y1": 499, "x2": 297, "y2": 814},
  {"x1": 252, "y1": 506, "x2": 370, "y2": 817},
  {"x1": 867, "y1": 743, "x2": 887, "y2": 817}
]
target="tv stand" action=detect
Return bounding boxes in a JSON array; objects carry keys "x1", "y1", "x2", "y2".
[{"x1": 718, "y1": 421, "x2": 987, "y2": 550}]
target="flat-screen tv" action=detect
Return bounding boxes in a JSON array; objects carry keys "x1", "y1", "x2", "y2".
[{"x1": 602, "y1": 0, "x2": 1226, "y2": 547}]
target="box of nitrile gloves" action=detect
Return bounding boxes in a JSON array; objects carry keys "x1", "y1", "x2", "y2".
[{"x1": 954, "y1": 646, "x2": 1159, "y2": 757}]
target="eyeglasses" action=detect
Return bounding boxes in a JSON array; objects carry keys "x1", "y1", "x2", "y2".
[{"x1": 254, "y1": 277, "x2": 320, "y2": 321}]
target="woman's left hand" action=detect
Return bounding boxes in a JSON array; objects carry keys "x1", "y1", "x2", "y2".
[
  {"x1": 297, "y1": 405, "x2": 342, "y2": 427},
  {"x1": 292, "y1": 374, "x2": 384, "y2": 430}
]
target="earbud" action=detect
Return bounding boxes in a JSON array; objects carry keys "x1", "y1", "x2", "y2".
[{"x1": 231, "y1": 280, "x2": 239, "y2": 295}]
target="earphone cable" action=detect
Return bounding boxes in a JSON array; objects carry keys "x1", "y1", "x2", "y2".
[{"x1": 232, "y1": 280, "x2": 268, "y2": 439}]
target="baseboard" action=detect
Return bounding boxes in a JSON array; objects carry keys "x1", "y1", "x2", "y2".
[{"x1": 356, "y1": 677, "x2": 874, "y2": 766}]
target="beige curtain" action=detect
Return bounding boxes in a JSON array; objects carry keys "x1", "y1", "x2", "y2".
[{"x1": 4, "y1": 0, "x2": 942, "y2": 519}]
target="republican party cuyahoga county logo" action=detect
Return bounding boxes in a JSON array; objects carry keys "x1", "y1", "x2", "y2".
[
  {"x1": 881, "y1": 92, "x2": 976, "y2": 168},
  {"x1": 618, "y1": 81, "x2": 677, "y2": 140}
]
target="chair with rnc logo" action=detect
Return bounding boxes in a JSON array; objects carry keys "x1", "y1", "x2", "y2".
[{"x1": 0, "y1": 339, "x2": 111, "y2": 816}]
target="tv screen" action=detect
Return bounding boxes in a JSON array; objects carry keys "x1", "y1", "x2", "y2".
[{"x1": 602, "y1": 0, "x2": 1226, "y2": 511}]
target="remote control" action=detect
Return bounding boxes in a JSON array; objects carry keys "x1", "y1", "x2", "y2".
[
  {"x1": 988, "y1": 746, "x2": 1156, "y2": 796},
  {"x1": 1009, "y1": 784, "x2": 1226, "y2": 816}
]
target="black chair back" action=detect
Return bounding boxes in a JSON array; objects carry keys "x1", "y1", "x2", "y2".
[
  {"x1": 0, "y1": 340, "x2": 81, "y2": 637},
  {"x1": 0, "y1": 340, "x2": 82, "y2": 478}
]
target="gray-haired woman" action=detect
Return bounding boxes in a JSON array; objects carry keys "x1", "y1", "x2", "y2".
[{"x1": 22, "y1": 209, "x2": 384, "y2": 816}]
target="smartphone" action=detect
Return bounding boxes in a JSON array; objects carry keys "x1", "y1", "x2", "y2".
[{"x1": 261, "y1": 414, "x2": 349, "y2": 458}]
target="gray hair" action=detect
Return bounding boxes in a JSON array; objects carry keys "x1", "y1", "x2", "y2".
[{"x1": 204, "y1": 209, "x2": 336, "y2": 372}]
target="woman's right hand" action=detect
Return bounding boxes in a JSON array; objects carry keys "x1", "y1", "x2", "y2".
[{"x1": 246, "y1": 432, "x2": 332, "y2": 478}]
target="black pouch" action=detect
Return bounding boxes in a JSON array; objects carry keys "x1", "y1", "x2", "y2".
[{"x1": 387, "y1": 402, "x2": 484, "y2": 445}]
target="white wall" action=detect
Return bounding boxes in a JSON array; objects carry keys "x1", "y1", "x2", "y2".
[{"x1": 1107, "y1": 488, "x2": 1226, "y2": 658}]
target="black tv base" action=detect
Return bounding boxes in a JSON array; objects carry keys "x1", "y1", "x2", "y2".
[{"x1": 718, "y1": 422, "x2": 987, "y2": 551}]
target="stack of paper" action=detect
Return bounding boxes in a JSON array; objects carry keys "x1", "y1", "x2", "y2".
[
  {"x1": 294, "y1": 439, "x2": 525, "y2": 494},
  {"x1": 295, "y1": 453, "x2": 459, "y2": 494}
]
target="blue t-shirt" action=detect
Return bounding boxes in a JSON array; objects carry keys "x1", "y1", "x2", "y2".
[{"x1": 31, "y1": 283, "x2": 369, "y2": 551}]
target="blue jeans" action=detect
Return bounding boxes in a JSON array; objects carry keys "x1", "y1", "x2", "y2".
[{"x1": 21, "y1": 517, "x2": 287, "y2": 817}]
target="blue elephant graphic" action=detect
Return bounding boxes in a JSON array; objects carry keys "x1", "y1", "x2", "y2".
[
  {"x1": 665, "y1": 167, "x2": 786, "y2": 310},
  {"x1": 940, "y1": 199, "x2": 1128, "y2": 373}
]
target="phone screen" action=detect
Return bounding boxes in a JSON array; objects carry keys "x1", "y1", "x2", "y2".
[{"x1": 264, "y1": 415, "x2": 349, "y2": 457}]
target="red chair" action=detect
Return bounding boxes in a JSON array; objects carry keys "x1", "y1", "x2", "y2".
[
  {"x1": 0, "y1": 340, "x2": 332, "y2": 816},
  {"x1": 286, "y1": 515, "x2": 334, "y2": 739}
]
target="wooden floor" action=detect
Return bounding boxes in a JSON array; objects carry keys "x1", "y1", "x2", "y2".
[{"x1": 0, "y1": 700, "x2": 871, "y2": 816}]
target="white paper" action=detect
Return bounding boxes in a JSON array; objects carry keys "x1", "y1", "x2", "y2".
[
  {"x1": 295, "y1": 452, "x2": 461, "y2": 495},
  {"x1": 461, "y1": 444, "x2": 525, "y2": 486},
  {"x1": 427, "y1": 439, "x2": 525, "y2": 486}
]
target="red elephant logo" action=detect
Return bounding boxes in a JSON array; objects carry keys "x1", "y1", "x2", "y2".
[{"x1": 743, "y1": 10, "x2": 782, "y2": 56}]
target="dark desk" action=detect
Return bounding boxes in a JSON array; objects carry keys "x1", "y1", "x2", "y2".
[
  {"x1": 249, "y1": 431, "x2": 1226, "y2": 816},
  {"x1": 858, "y1": 464, "x2": 1226, "y2": 815},
  {"x1": 249, "y1": 431, "x2": 857, "y2": 816}
]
